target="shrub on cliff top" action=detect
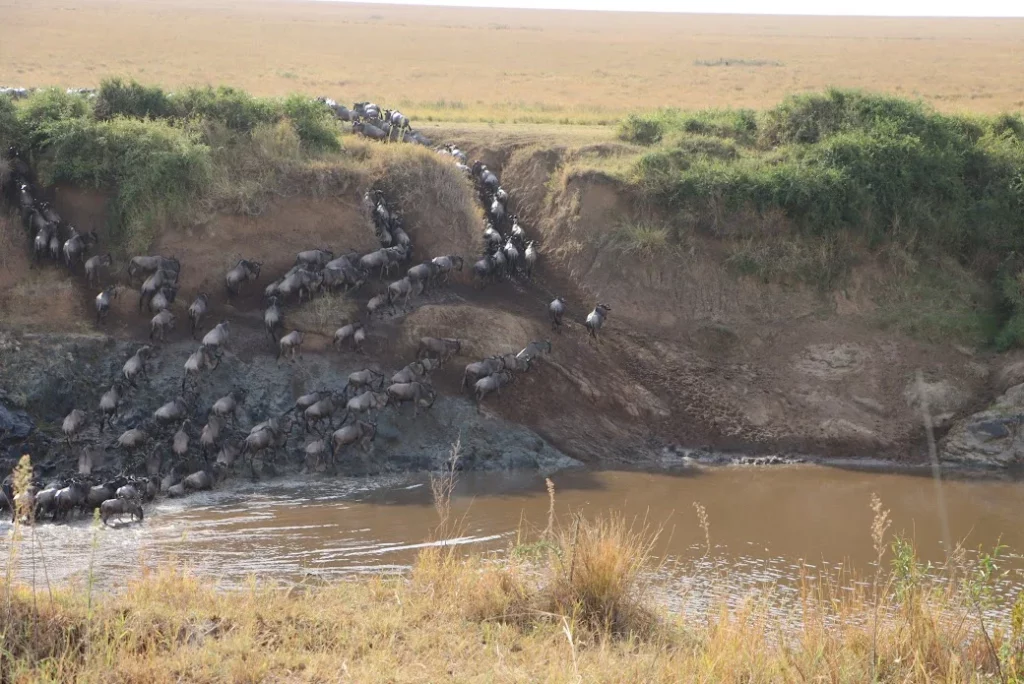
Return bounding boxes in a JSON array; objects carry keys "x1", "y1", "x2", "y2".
[
  {"x1": 35, "y1": 116, "x2": 212, "y2": 254},
  {"x1": 94, "y1": 77, "x2": 174, "y2": 120}
]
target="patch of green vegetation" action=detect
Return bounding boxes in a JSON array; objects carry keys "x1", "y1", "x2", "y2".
[
  {"x1": 35, "y1": 116, "x2": 212, "y2": 255},
  {"x1": 612, "y1": 221, "x2": 674, "y2": 258},
  {"x1": 874, "y1": 257, "x2": 996, "y2": 347},
  {"x1": 622, "y1": 88, "x2": 1024, "y2": 346},
  {"x1": 281, "y1": 94, "x2": 341, "y2": 153},
  {"x1": 6, "y1": 79, "x2": 347, "y2": 254},
  {"x1": 726, "y1": 232, "x2": 854, "y2": 291},
  {"x1": 94, "y1": 77, "x2": 173, "y2": 120}
]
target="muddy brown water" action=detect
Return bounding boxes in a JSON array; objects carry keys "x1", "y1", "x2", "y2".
[{"x1": 4, "y1": 464, "x2": 1024, "y2": 618}]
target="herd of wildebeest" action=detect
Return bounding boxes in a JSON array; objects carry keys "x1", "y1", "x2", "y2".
[{"x1": 0, "y1": 97, "x2": 613, "y2": 528}]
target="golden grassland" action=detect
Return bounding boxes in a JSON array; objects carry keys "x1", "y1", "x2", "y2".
[
  {"x1": 1, "y1": 0, "x2": 1023, "y2": 125},
  {"x1": 2, "y1": 454, "x2": 1022, "y2": 683}
]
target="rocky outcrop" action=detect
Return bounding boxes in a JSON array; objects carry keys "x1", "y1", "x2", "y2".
[{"x1": 941, "y1": 383, "x2": 1024, "y2": 468}]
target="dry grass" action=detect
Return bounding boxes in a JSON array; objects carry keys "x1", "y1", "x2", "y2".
[
  {"x1": 2, "y1": 0, "x2": 1022, "y2": 126},
  {"x1": 289, "y1": 291, "x2": 360, "y2": 337},
  {"x1": 1, "y1": 479, "x2": 1021, "y2": 683}
]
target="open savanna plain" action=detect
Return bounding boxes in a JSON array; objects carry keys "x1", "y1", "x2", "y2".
[{"x1": 1, "y1": 0, "x2": 1024, "y2": 124}]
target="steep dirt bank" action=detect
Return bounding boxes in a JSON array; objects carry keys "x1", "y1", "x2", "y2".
[{"x1": 0, "y1": 134, "x2": 1015, "y2": 470}]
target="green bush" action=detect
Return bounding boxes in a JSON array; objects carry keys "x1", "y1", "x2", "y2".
[
  {"x1": 619, "y1": 108, "x2": 758, "y2": 146},
  {"x1": 18, "y1": 88, "x2": 92, "y2": 147},
  {"x1": 170, "y1": 86, "x2": 279, "y2": 133},
  {"x1": 618, "y1": 114, "x2": 665, "y2": 145},
  {"x1": 94, "y1": 78, "x2": 173, "y2": 120},
  {"x1": 34, "y1": 116, "x2": 212, "y2": 253},
  {"x1": 626, "y1": 88, "x2": 1024, "y2": 346},
  {"x1": 0, "y1": 95, "x2": 25, "y2": 151},
  {"x1": 282, "y1": 95, "x2": 341, "y2": 153}
]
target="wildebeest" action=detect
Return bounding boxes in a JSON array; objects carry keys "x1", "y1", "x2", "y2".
[
  {"x1": 473, "y1": 255, "x2": 495, "y2": 286},
  {"x1": 549, "y1": 297, "x2": 567, "y2": 331},
  {"x1": 333, "y1": 322, "x2": 364, "y2": 350},
  {"x1": 202, "y1": 321, "x2": 230, "y2": 349},
  {"x1": 53, "y1": 481, "x2": 89, "y2": 521},
  {"x1": 276, "y1": 268, "x2": 322, "y2": 302},
  {"x1": 523, "y1": 241, "x2": 538, "y2": 279},
  {"x1": 263, "y1": 296, "x2": 284, "y2": 341},
  {"x1": 516, "y1": 340, "x2": 553, "y2": 370},
  {"x1": 85, "y1": 479, "x2": 125, "y2": 511},
  {"x1": 117, "y1": 428, "x2": 149, "y2": 459},
  {"x1": 216, "y1": 440, "x2": 242, "y2": 469},
  {"x1": 182, "y1": 345, "x2": 221, "y2": 391},
  {"x1": 348, "y1": 368, "x2": 385, "y2": 393},
  {"x1": 304, "y1": 438, "x2": 331, "y2": 470},
  {"x1": 367, "y1": 293, "x2": 389, "y2": 317},
  {"x1": 488, "y1": 194, "x2": 506, "y2": 227},
  {"x1": 392, "y1": 360, "x2": 428, "y2": 385},
  {"x1": 148, "y1": 284, "x2": 179, "y2": 314},
  {"x1": 346, "y1": 391, "x2": 389, "y2": 415},
  {"x1": 359, "y1": 248, "x2": 392, "y2": 279},
  {"x1": 242, "y1": 418, "x2": 290, "y2": 472},
  {"x1": 225, "y1": 259, "x2": 262, "y2": 296},
  {"x1": 62, "y1": 409, "x2": 87, "y2": 445},
  {"x1": 474, "y1": 370, "x2": 514, "y2": 403},
  {"x1": 417, "y1": 337, "x2": 461, "y2": 363},
  {"x1": 353, "y1": 119, "x2": 386, "y2": 141},
  {"x1": 212, "y1": 389, "x2": 245, "y2": 425},
  {"x1": 406, "y1": 262, "x2": 437, "y2": 287},
  {"x1": 95, "y1": 286, "x2": 118, "y2": 323},
  {"x1": 139, "y1": 268, "x2": 178, "y2": 312},
  {"x1": 173, "y1": 420, "x2": 191, "y2": 459},
  {"x1": 585, "y1": 303, "x2": 612, "y2": 341},
  {"x1": 200, "y1": 415, "x2": 222, "y2": 455},
  {"x1": 98, "y1": 382, "x2": 125, "y2": 431},
  {"x1": 331, "y1": 420, "x2": 377, "y2": 458},
  {"x1": 503, "y1": 239, "x2": 519, "y2": 274},
  {"x1": 320, "y1": 263, "x2": 365, "y2": 293},
  {"x1": 462, "y1": 356, "x2": 505, "y2": 389},
  {"x1": 483, "y1": 224, "x2": 502, "y2": 250},
  {"x1": 510, "y1": 216, "x2": 526, "y2": 245},
  {"x1": 183, "y1": 469, "x2": 218, "y2": 492},
  {"x1": 296, "y1": 248, "x2": 334, "y2": 271},
  {"x1": 387, "y1": 276, "x2": 422, "y2": 310},
  {"x1": 100, "y1": 498, "x2": 144, "y2": 525},
  {"x1": 128, "y1": 255, "x2": 180, "y2": 283},
  {"x1": 386, "y1": 382, "x2": 436, "y2": 417},
  {"x1": 304, "y1": 393, "x2": 344, "y2": 433},
  {"x1": 123, "y1": 345, "x2": 153, "y2": 386},
  {"x1": 62, "y1": 230, "x2": 98, "y2": 270},
  {"x1": 84, "y1": 253, "x2": 113, "y2": 286},
  {"x1": 278, "y1": 330, "x2": 304, "y2": 361},
  {"x1": 32, "y1": 219, "x2": 53, "y2": 263},
  {"x1": 431, "y1": 255, "x2": 464, "y2": 284},
  {"x1": 154, "y1": 397, "x2": 189, "y2": 425},
  {"x1": 187, "y1": 293, "x2": 210, "y2": 338},
  {"x1": 150, "y1": 308, "x2": 176, "y2": 341}
]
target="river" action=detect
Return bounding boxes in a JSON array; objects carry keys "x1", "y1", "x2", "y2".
[{"x1": 3, "y1": 464, "x2": 1024, "y2": 617}]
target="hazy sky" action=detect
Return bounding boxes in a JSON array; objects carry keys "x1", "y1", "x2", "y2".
[{"x1": 325, "y1": 0, "x2": 1024, "y2": 16}]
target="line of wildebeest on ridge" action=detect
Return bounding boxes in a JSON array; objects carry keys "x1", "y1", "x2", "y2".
[{"x1": 0, "y1": 97, "x2": 613, "y2": 527}]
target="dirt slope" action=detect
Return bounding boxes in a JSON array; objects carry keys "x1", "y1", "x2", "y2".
[{"x1": 0, "y1": 139, "x2": 999, "y2": 465}]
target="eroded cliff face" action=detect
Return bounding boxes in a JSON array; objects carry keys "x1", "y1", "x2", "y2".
[{"x1": 0, "y1": 139, "x2": 1017, "y2": 472}]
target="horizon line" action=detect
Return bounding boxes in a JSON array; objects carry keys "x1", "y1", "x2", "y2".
[{"x1": 305, "y1": 0, "x2": 1024, "y2": 18}]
